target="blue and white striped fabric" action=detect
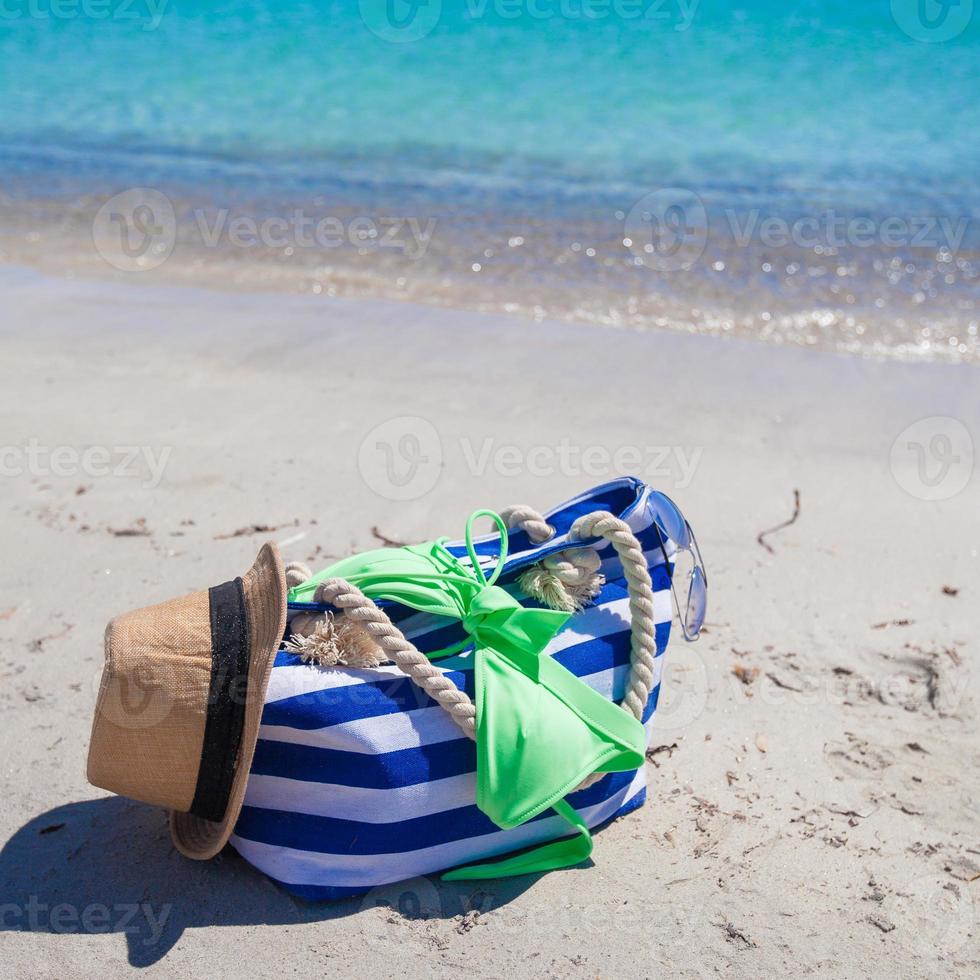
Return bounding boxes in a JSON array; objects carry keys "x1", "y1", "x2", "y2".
[{"x1": 231, "y1": 477, "x2": 675, "y2": 900}]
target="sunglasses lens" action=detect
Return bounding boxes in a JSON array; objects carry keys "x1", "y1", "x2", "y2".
[
  {"x1": 685, "y1": 565, "x2": 707, "y2": 639},
  {"x1": 651, "y1": 492, "x2": 690, "y2": 548}
]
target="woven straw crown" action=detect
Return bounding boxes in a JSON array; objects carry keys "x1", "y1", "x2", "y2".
[{"x1": 87, "y1": 542, "x2": 286, "y2": 859}]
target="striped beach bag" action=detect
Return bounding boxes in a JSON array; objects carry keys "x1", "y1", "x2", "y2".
[{"x1": 230, "y1": 477, "x2": 690, "y2": 900}]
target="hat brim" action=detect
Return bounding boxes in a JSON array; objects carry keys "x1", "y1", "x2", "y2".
[{"x1": 170, "y1": 541, "x2": 286, "y2": 859}]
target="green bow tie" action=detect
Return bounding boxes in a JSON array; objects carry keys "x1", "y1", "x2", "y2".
[{"x1": 289, "y1": 509, "x2": 646, "y2": 879}]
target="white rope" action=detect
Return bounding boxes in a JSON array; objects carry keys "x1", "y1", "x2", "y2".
[
  {"x1": 569, "y1": 512, "x2": 657, "y2": 723},
  {"x1": 284, "y1": 561, "x2": 313, "y2": 589},
  {"x1": 517, "y1": 547, "x2": 604, "y2": 612},
  {"x1": 503, "y1": 505, "x2": 603, "y2": 611},
  {"x1": 315, "y1": 577, "x2": 478, "y2": 740},
  {"x1": 499, "y1": 504, "x2": 555, "y2": 544}
]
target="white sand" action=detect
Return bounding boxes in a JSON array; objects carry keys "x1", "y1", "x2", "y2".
[{"x1": 0, "y1": 267, "x2": 977, "y2": 977}]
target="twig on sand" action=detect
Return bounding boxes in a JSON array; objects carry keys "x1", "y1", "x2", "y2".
[
  {"x1": 29, "y1": 623, "x2": 75, "y2": 652},
  {"x1": 719, "y1": 921, "x2": 757, "y2": 949},
  {"x1": 214, "y1": 521, "x2": 296, "y2": 540},
  {"x1": 109, "y1": 518, "x2": 151, "y2": 538},
  {"x1": 765, "y1": 671, "x2": 802, "y2": 692},
  {"x1": 867, "y1": 915, "x2": 895, "y2": 934},
  {"x1": 645, "y1": 742, "x2": 678, "y2": 767},
  {"x1": 757, "y1": 489, "x2": 801, "y2": 554},
  {"x1": 372, "y1": 525, "x2": 408, "y2": 547}
]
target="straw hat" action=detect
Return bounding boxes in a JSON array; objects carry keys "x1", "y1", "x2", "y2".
[{"x1": 87, "y1": 543, "x2": 287, "y2": 859}]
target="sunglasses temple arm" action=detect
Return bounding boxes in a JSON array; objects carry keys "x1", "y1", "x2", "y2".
[
  {"x1": 686, "y1": 520, "x2": 707, "y2": 588},
  {"x1": 652, "y1": 522, "x2": 692, "y2": 640}
]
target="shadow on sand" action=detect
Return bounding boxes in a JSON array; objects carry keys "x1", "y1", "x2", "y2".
[{"x1": 0, "y1": 797, "x2": 537, "y2": 967}]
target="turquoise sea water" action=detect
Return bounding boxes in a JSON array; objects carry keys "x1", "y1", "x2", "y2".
[{"x1": 1, "y1": 1, "x2": 978, "y2": 357}]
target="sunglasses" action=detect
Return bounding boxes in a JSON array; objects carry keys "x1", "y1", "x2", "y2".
[{"x1": 648, "y1": 491, "x2": 707, "y2": 642}]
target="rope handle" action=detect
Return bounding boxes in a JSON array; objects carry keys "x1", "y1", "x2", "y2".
[
  {"x1": 499, "y1": 505, "x2": 555, "y2": 545},
  {"x1": 314, "y1": 576, "x2": 479, "y2": 738},
  {"x1": 502, "y1": 505, "x2": 656, "y2": 718},
  {"x1": 304, "y1": 507, "x2": 657, "y2": 743}
]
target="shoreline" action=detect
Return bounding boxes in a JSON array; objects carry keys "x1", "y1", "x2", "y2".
[
  {"x1": 2, "y1": 163, "x2": 977, "y2": 365},
  {"x1": 3, "y1": 260, "x2": 980, "y2": 373}
]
